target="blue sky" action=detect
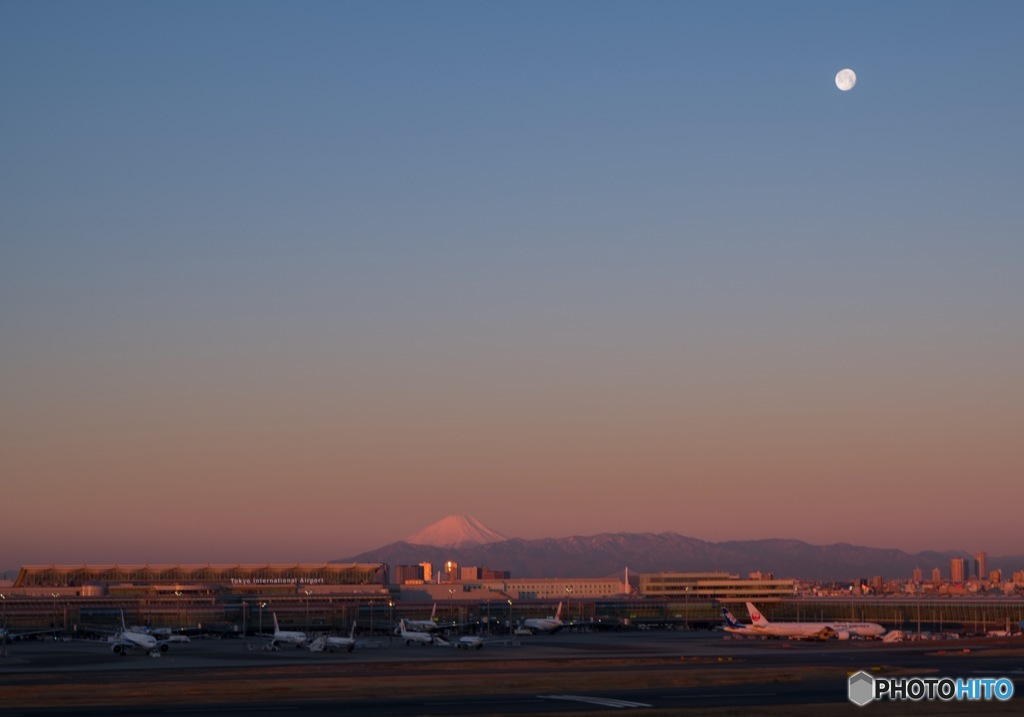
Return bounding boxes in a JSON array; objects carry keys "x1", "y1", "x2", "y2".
[{"x1": 2, "y1": 1, "x2": 1022, "y2": 566}]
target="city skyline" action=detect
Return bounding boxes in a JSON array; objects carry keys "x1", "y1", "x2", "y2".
[{"x1": 2, "y1": 2, "x2": 1022, "y2": 567}]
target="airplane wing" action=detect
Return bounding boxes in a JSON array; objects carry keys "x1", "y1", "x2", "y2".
[{"x1": 2, "y1": 627, "x2": 62, "y2": 642}]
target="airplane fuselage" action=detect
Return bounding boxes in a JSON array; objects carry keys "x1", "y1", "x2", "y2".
[
  {"x1": 272, "y1": 630, "x2": 306, "y2": 647},
  {"x1": 521, "y1": 617, "x2": 563, "y2": 633},
  {"x1": 111, "y1": 629, "x2": 169, "y2": 654},
  {"x1": 744, "y1": 602, "x2": 885, "y2": 640},
  {"x1": 521, "y1": 602, "x2": 564, "y2": 634},
  {"x1": 398, "y1": 620, "x2": 443, "y2": 645}
]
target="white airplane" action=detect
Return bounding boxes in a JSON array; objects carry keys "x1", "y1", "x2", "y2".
[
  {"x1": 110, "y1": 611, "x2": 171, "y2": 656},
  {"x1": 744, "y1": 602, "x2": 886, "y2": 640},
  {"x1": 520, "y1": 602, "x2": 564, "y2": 634},
  {"x1": 270, "y1": 612, "x2": 306, "y2": 648},
  {"x1": 719, "y1": 607, "x2": 763, "y2": 637},
  {"x1": 0, "y1": 624, "x2": 62, "y2": 643},
  {"x1": 456, "y1": 634, "x2": 484, "y2": 650},
  {"x1": 308, "y1": 622, "x2": 357, "y2": 653},
  {"x1": 403, "y1": 604, "x2": 439, "y2": 632},
  {"x1": 398, "y1": 619, "x2": 449, "y2": 646}
]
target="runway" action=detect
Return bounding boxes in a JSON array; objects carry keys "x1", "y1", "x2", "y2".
[{"x1": 2, "y1": 630, "x2": 1022, "y2": 715}]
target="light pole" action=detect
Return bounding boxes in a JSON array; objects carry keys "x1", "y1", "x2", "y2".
[
  {"x1": 174, "y1": 590, "x2": 184, "y2": 628},
  {"x1": 684, "y1": 586, "x2": 689, "y2": 630},
  {"x1": 388, "y1": 601, "x2": 394, "y2": 646},
  {"x1": 51, "y1": 593, "x2": 59, "y2": 632},
  {"x1": 507, "y1": 600, "x2": 513, "y2": 641},
  {"x1": 448, "y1": 588, "x2": 455, "y2": 628},
  {"x1": 258, "y1": 602, "x2": 267, "y2": 646},
  {"x1": 564, "y1": 587, "x2": 573, "y2": 629},
  {"x1": 304, "y1": 590, "x2": 312, "y2": 632},
  {"x1": 2, "y1": 593, "x2": 7, "y2": 658}
]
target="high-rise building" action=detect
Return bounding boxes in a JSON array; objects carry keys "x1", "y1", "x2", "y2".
[
  {"x1": 974, "y1": 551, "x2": 988, "y2": 580},
  {"x1": 931, "y1": 567, "x2": 942, "y2": 584},
  {"x1": 913, "y1": 567, "x2": 922, "y2": 583},
  {"x1": 950, "y1": 557, "x2": 965, "y2": 583}
]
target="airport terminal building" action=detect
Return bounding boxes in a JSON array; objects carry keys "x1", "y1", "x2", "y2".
[
  {"x1": 638, "y1": 571, "x2": 797, "y2": 602},
  {"x1": 10, "y1": 563, "x2": 388, "y2": 596}
]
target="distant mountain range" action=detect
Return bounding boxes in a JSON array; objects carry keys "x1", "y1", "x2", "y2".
[{"x1": 337, "y1": 516, "x2": 1023, "y2": 582}]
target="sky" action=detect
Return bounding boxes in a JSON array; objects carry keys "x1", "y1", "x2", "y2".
[{"x1": 2, "y1": 1, "x2": 1022, "y2": 569}]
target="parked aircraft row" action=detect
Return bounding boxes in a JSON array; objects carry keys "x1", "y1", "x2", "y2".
[
  {"x1": 44, "y1": 600, "x2": 894, "y2": 659},
  {"x1": 720, "y1": 602, "x2": 886, "y2": 640}
]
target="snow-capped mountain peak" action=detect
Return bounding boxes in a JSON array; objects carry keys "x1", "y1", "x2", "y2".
[{"x1": 404, "y1": 515, "x2": 509, "y2": 548}]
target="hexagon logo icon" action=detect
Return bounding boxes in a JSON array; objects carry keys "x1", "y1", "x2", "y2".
[{"x1": 848, "y1": 671, "x2": 875, "y2": 706}]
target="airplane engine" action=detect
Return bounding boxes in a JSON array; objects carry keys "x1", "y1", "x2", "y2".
[
  {"x1": 834, "y1": 630, "x2": 851, "y2": 641},
  {"x1": 112, "y1": 644, "x2": 124, "y2": 654},
  {"x1": 159, "y1": 643, "x2": 170, "y2": 652}
]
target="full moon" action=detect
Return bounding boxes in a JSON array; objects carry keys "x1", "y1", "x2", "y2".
[{"x1": 835, "y1": 68, "x2": 857, "y2": 91}]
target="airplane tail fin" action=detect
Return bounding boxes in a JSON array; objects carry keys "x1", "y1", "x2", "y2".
[
  {"x1": 746, "y1": 602, "x2": 770, "y2": 626},
  {"x1": 349, "y1": 621, "x2": 357, "y2": 640},
  {"x1": 120, "y1": 609, "x2": 127, "y2": 631},
  {"x1": 430, "y1": 604, "x2": 436, "y2": 620},
  {"x1": 721, "y1": 608, "x2": 741, "y2": 627},
  {"x1": 556, "y1": 601, "x2": 563, "y2": 620},
  {"x1": 272, "y1": 612, "x2": 280, "y2": 633}
]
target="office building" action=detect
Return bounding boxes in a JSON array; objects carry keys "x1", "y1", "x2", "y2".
[
  {"x1": 950, "y1": 557, "x2": 965, "y2": 583},
  {"x1": 974, "y1": 551, "x2": 988, "y2": 580}
]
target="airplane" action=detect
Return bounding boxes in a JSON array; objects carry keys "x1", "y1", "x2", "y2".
[
  {"x1": 520, "y1": 602, "x2": 564, "y2": 634},
  {"x1": 744, "y1": 602, "x2": 886, "y2": 640},
  {"x1": 126, "y1": 623, "x2": 193, "y2": 643},
  {"x1": 270, "y1": 612, "x2": 306, "y2": 648},
  {"x1": 398, "y1": 619, "x2": 449, "y2": 646},
  {"x1": 110, "y1": 611, "x2": 171, "y2": 656},
  {"x1": 308, "y1": 622, "x2": 357, "y2": 653},
  {"x1": 0, "y1": 626, "x2": 62, "y2": 643},
  {"x1": 403, "y1": 604, "x2": 440, "y2": 632},
  {"x1": 0, "y1": 613, "x2": 62, "y2": 644},
  {"x1": 719, "y1": 607, "x2": 764, "y2": 637},
  {"x1": 456, "y1": 634, "x2": 484, "y2": 650}
]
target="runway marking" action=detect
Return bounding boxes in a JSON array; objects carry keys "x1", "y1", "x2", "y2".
[
  {"x1": 164, "y1": 708, "x2": 298, "y2": 713},
  {"x1": 540, "y1": 694, "x2": 651, "y2": 708},
  {"x1": 425, "y1": 699, "x2": 540, "y2": 707},
  {"x1": 667, "y1": 692, "x2": 778, "y2": 700},
  {"x1": 663, "y1": 692, "x2": 774, "y2": 696}
]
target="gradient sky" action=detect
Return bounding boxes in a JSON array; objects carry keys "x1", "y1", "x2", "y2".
[{"x1": 2, "y1": 1, "x2": 1022, "y2": 569}]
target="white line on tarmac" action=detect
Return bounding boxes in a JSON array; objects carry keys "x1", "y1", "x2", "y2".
[{"x1": 540, "y1": 694, "x2": 652, "y2": 708}]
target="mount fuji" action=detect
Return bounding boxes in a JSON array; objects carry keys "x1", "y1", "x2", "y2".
[{"x1": 403, "y1": 515, "x2": 510, "y2": 548}]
